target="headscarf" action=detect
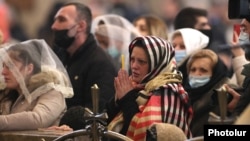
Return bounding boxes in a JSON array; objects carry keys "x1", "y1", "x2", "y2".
[
  {"x1": 172, "y1": 28, "x2": 210, "y2": 83},
  {"x1": 172, "y1": 28, "x2": 209, "y2": 56},
  {"x1": 129, "y1": 36, "x2": 177, "y2": 84},
  {"x1": 126, "y1": 36, "x2": 193, "y2": 140},
  {"x1": 128, "y1": 36, "x2": 182, "y2": 102},
  {"x1": 0, "y1": 39, "x2": 73, "y2": 103},
  {"x1": 171, "y1": 28, "x2": 209, "y2": 67},
  {"x1": 91, "y1": 14, "x2": 141, "y2": 70}
]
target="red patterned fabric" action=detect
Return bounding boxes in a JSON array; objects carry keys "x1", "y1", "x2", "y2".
[{"x1": 127, "y1": 83, "x2": 193, "y2": 141}]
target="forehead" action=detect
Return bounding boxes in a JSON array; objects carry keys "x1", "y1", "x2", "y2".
[
  {"x1": 191, "y1": 57, "x2": 212, "y2": 67},
  {"x1": 241, "y1": 19, "x2": 250, "y2": 29},
  {"x1": 135, "y1": 18, "x2": 146, "y2": 24},
  {"x1": 196, "y1": 16, "x2": 208, "y2": 24},
  {"x1": 172, "y1": 33, "x2": 183, "y2": 41},
  {"x1": 54, "y1": 5, "x2": 77, "y2": 21},
  {"x1": 131, "y1": 46, "x2": 147, "y2": 57},
  {"x1": 172, "y1": 34, "x2": 184, "y2": 44}
]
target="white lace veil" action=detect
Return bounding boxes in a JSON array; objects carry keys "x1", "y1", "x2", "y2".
[
  {"x1": 0, "y1": 39, "x2": 73, "y2": 103},
  {"x1": 91, "y1": 14, "x2": 141, "y2": 70}
]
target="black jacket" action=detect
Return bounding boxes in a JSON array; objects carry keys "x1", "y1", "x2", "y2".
[
  {"x1": 54, "y1": 34, "x2": 117, "y2": 112},
  {"x1": 106, "y1": 89, "x2": 139, "y2": 135},
  {"x1": 233, "y1": 63, "x2": 250, "y2": 116}
]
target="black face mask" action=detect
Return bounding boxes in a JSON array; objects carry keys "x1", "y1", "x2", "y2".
[
  {"x1": 53, "y1": 29, "x2": 75, "y2": 49},
  {"x1": 199, "y1": 29, "x2": 213, "y2": 47}
]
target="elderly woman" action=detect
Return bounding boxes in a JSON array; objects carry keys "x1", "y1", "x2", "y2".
[
  {"x1": 171, "y1": 28, "x2": 209, "y2": 84},
  {"x1": 184, "y1": 49, "x2": 240, "y2": 137},
  {"x1": 0, "y1": 39, "x2": 73, "y2": 131},
  {"x1": 106, "y1": 36, "x2": 193, "y2": 141}
]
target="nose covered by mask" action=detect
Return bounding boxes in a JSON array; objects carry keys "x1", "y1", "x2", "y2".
[
  {"x1": 238, "y1": 31, "x2": 249, "y2": 45},
  {"x1": 53, "y1": 25, "x2": 77, "y2": 49},
  {"x1": 188, "y1": 75, "x2": 211, "y2": 88},
  {"x1": 238, "y1": 31, "x2": 250, "y2": 60},
  {"x1": 107, "y1": 47, "x2": 120, "y2": 59},
  {"x1": 175, "y1": 50, "x2": 187, "y2": 65}
]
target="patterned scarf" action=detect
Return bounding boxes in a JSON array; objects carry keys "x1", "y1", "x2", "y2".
[
  {"x1": 127, "y1": 74, "x2": 193, "y2": 140},
  {"x1": 108, "y1": 36, "x2": 193, "y2": 140}
]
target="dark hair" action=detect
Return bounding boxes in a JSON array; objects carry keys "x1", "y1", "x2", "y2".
[
  {"x1": 129, "y1": 39, "x2": 150, "y2": 72},
  {"x1": 63, "y1": 2, "x2": 92, "y2": 34},
  {"x1": 59, "y1": 106, "x2": 86, "y2": 130},
  {"x1": 129, "y1": 39, "x2": 147, "y2": 57},
  {"x1": 174, "y1": 7, "x2": 208, "y2": 30},
  {"x1": 7, "y1": 43, "x2": 41, "y2": 74}
]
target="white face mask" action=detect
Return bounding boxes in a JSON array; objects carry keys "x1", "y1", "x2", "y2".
[
  {"x1": 238, "y1": 31, "x2": 249, "y2": 45},
  {"x1": 188, "y1": 75, "x2": 211, "y2": 88}
]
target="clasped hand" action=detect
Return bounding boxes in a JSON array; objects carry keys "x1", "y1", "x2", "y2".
[{"x1": 114, "y1": 69, "x2": 134, "y2": 100}]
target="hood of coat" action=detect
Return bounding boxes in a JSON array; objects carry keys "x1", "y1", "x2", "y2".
[{"x1": 26, "y1": 66, "x2": 73, "y2": 102}]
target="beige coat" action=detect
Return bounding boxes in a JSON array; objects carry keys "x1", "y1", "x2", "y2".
[
  {"x1": 0, "y1": 90, "x2": 66, "y2": 131},
  {"x1": 0, "y1": 69, "x2": 67, "y2": 131}
]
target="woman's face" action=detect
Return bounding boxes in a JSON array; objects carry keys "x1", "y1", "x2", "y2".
[
  {"x1": 134, "y1": 18, "x2": 149, "y2": 36},
  {"x1": 2, "y1": 58, "x2": 32, "y2": 89},
  {"x1": 189, "y1": 57, "x2": 213, "y2": 77},
  {"x1": 172, "y1": 34, "x2": 185, "y2": 50},
  {"x1": 130, "y1": 46, "x2": 149, "y2": 83}
]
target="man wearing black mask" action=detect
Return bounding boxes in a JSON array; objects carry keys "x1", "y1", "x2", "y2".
[
  {"x1": 174, "y1": 7, "x2": 216, "y2": 48},
  {"x1": 51, "y1": 2, "x2": 117, "y2": 112}
]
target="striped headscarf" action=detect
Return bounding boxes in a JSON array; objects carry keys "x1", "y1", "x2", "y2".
[
  {"x1": 127, "y1": 36, "x2": 193, "y2": 140},
  {"x1": 129, "y1": 36, "x2": 177, "y2": 85}
]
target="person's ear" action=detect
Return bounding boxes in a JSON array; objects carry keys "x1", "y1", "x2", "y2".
[
  {"x1": 77, "y1": 20, "x2": 87, "y2": 32},
  {"x1": 26, "y1": 63, "x2": 34, "y2": 74}
]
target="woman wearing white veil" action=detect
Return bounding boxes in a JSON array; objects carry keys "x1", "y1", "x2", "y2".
[
  {"x1": 91, "y1": 14, "x2": 141, "y2": 71},
  {"x1": 0, "y1": 39, "x2": 73, "y2": 131}
]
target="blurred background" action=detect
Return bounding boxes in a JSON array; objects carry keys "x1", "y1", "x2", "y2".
[{"x1": 0, "y1": 0, "x2": 241, "y2": 45}]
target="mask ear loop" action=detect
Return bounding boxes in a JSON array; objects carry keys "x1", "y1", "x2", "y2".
[{"x1": 68, "y1": 24, "x2": 79, "y2": 37}]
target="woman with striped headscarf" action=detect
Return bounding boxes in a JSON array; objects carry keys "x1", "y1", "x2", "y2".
[{"x1": 106, "y1": 36, "x2": 193, "y2": 141}]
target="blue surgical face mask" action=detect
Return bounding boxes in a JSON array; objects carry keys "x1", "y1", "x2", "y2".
[
  {"x1": 189, "y1": 75, "x2": 211, "y2": 88},
  {"x1": 107, "y1": 47, "x2": 120, "y2": 58},
  {"x1": 238, "y1": 31, "x2": 249, "y2": 45},
  {"x1": 175, "y1": 50, "x2": 186, "y2": 65}
]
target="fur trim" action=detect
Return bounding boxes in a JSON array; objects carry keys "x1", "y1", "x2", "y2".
[
  {"x1": 27, "y1": 66, "x2": 69, "y2": 92},
  {"x1": 150, "y1": 123, "x2": 187, "y2": 141}
]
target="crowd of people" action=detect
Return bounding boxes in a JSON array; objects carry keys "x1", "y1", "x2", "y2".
[{"x1": 0, "y1": 1, "x2": 250, "y2": 141}]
